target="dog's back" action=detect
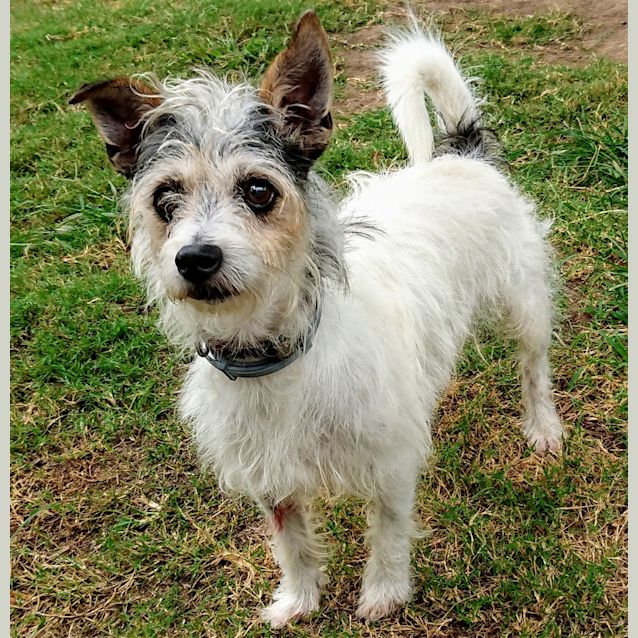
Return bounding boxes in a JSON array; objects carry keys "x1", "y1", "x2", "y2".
[{"x1": 337, "y1": 23, "x2": 563, "y2": 458}]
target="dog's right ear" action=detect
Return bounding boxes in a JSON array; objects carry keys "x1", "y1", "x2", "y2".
[{"x1": 69, "y1": 77, "x2": 162, "y2": 178}]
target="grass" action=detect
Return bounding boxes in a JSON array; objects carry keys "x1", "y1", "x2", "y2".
[{"x1": 10, "y1": 1, "x2": 627, "y2": 636}]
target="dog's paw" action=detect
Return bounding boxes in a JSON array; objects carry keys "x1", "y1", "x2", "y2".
[
  {"x1": 524, "y1": 416, "x2": 564, "y2": 453},
  {"x1": 356, "y1": 598, "x2": 398, "y2": 622},
  {"x1": 531, "y1": 431, "x2": 562, "y2": 453},
  {"x1": 356, "y1": 581, "x2": 411, "y2": 622},
  {"x1": 261, "y1": 590, "x2": 319, "y2": 628}
]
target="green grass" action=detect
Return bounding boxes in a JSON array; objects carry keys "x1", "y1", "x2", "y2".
[{"x1": 11, "y1": 1, "x2": 627, "y2": 636}]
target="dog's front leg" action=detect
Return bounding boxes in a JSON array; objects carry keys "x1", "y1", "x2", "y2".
[
  {"x1": 357, "y1": 470, "x2": 417, "y2": 622},
  {"x1": 258, "y1": 497, "x2": 327, "y2": 628}
]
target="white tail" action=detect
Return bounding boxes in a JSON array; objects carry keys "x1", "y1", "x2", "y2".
[{"x1": 379, "y1": 26, "x2": 483, "y2": 165}]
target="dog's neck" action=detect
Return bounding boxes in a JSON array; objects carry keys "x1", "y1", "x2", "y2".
[
  {"x1": 202, "y1": 290, "x2": 321, "y2": 359},
  {"x1": 158, "y1": 265, "x2": 322, "y2": 359},
  {"x1": 196, "y1": 297, "x2": 323, "y2": 380}
]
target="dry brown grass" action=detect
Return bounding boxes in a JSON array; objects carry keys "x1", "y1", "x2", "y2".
[{"x1": 11, "y1": 0, "x2": 626, "y2": 635}]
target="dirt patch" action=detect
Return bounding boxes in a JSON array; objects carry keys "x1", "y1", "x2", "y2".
[
  {"x1": 334, "y1": 0, "x2": 626, "y2": 115},
  {"x1": 333, "y1": 24, "x2": 389, "y2": 117},
  {"x1": 422, "y1": 0, "x2": 627, "y2": 62},
  {"x1": 10, "y1": 442, "x2": 148, "y2": 543}
]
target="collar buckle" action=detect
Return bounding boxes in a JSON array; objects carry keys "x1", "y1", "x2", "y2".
[{"x1": 196, "y1": 340, "x2": 238, "y2": 381}]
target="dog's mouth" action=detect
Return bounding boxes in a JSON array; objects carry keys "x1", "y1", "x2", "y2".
[{"x1": 186, "y1": 283, "x2": 239, "y2": 303}]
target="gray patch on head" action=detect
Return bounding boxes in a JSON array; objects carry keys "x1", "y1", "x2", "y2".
[{"x1": 134, "y1": 73, "x2": 319, "y2": 182}]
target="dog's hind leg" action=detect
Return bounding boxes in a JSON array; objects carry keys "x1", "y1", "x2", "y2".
[
  {"x1": 356, "y1": 465, "x2": 417, "y2": 621},
  {"x1": 504, "y1": 276, "x2": 564, "y2": 453},
  {"x1": 259, "y1": 497, "x2": 326, "y2": 628}
]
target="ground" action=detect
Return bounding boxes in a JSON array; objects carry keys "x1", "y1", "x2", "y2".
[
  {"x1": 336, "y1": 0, "x2": 627, "y2": 114},
  {"x1": 10, "y1": 0, "x2": 627, "y2": 636}
]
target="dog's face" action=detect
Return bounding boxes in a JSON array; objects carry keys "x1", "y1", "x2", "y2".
[{"x1": 71, "y1": 11, "x2": 334, "y2": 318}]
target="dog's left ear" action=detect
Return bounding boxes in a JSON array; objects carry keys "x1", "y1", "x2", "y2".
[
  {"x1": 259, "y1": 10, "x2": 333, "y2": 161},
  {"x1": 69, "y1": 77, "x2": 162, "y2": 178}
]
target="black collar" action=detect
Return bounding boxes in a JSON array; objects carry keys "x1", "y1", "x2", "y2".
[{"x1": 196, "y1": 304, "x2": 322, "y2": 381}]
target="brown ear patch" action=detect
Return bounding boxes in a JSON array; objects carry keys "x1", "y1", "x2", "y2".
[
  {"x1": 259, "y1": 10, "x2": 334, "y2": 160},
  {"x1": 70, "y1": 77, "x2": 162, "y2": 178}
]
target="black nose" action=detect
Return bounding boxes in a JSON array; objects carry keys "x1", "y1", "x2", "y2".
[{"x1": 175, "y1": 244, "x2": 223, "y2": 284}]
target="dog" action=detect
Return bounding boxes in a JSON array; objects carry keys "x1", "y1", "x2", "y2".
[{"x1": 70, "y1": 10, "x2": 564, "y2": 626}]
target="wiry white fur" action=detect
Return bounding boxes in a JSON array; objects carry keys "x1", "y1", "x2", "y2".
[
  {"x1": 125, "y1": 22, "x2": 563, "y2": 627},
  {"x1": 379, "y1": 28, "x2": 482, "y2": 165}
]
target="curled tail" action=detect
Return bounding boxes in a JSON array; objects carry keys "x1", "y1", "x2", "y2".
[{"x1": 379, "y1": 25, "x2": 499, "y2": 166}]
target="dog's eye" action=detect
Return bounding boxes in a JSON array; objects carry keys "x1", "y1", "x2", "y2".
[
  {"x1": 153, "y1": 183, "x2": 182, "y2": 222},
  {"x1": 241, "y1": 178, "x2": 277, "y2": 214}
]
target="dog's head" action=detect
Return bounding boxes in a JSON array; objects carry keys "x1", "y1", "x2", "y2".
[{"x1": 71, "y1": 11, "x2": 342, "y2": 342}]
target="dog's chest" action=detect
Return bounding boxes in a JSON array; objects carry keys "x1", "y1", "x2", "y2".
[{"x1": 180, "y1": 358, "x2": 400, "y2": 499}]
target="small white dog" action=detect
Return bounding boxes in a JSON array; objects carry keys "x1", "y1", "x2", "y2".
[{"x1": 71, "y1": 10, "x2": 563, "y2": 626}]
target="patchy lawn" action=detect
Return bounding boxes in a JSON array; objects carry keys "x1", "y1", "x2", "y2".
[{"x1": 11, "y1": 0, "x2": 627, "y2": 635}]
